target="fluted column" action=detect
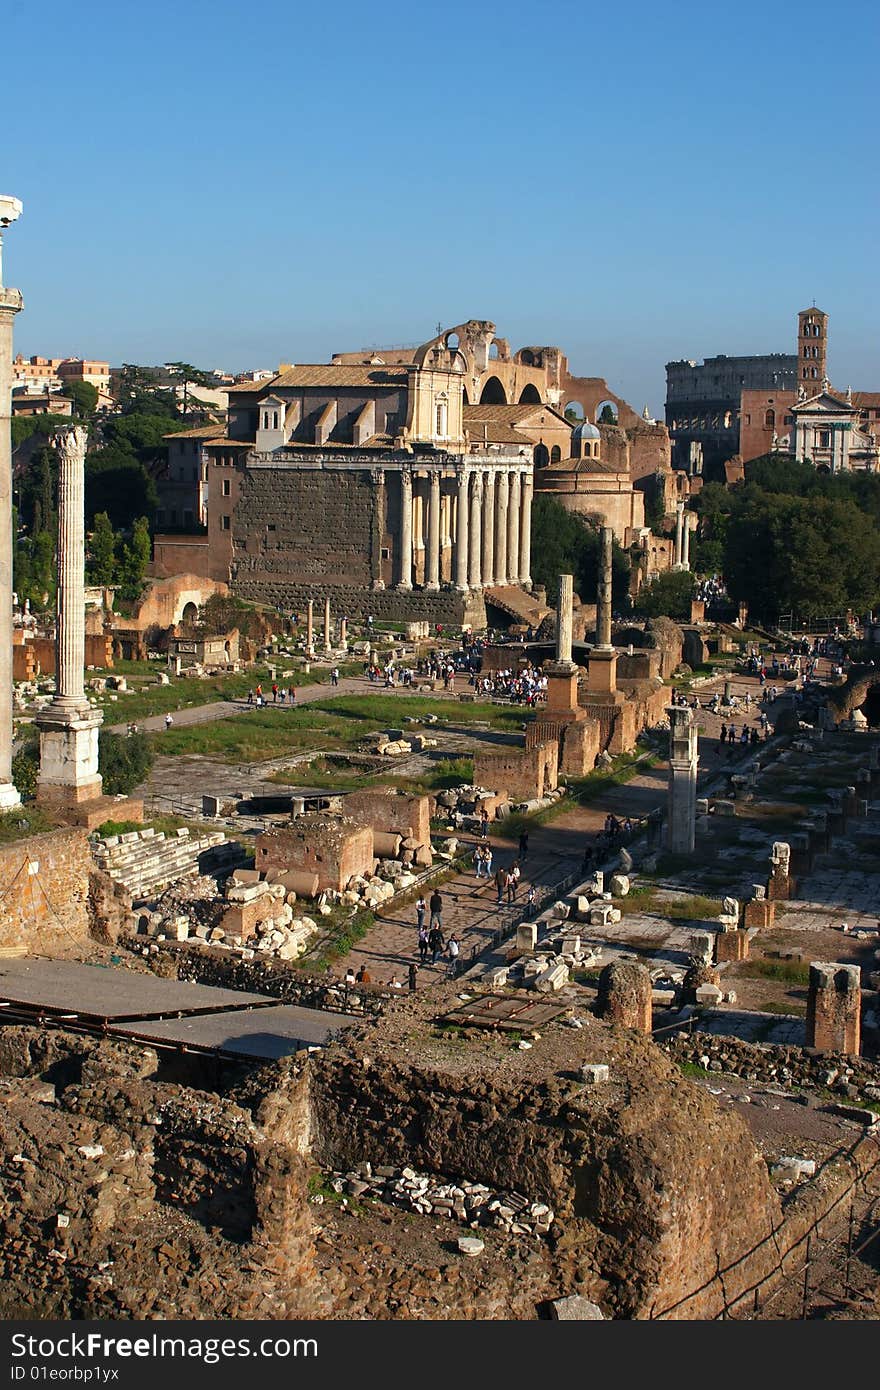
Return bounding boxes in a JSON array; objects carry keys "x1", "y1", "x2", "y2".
[
  {"x1": 54, "y1": 426, "x2": 89, "y2": 709},
  {"x1": 494, "y1": 469, "x2": 509, "y2": 584},
  {"x1": 398, "y1": 469, "x2": 412, "y2": 590},
  {"x1": 0, "y1": 275, "x2": 22, "y2": 807},
  {"x1": 518, "y1": 470, "x2": 533, "y2": 587},
  {"x1": 468, "y1": 472, "x2": 483, "y2": 589},
  {"x1": 681, "y1": 513, "x2": 692, "y2": 570},
  {"x1": 306, "y1": 598, "x2": 314, "y2": 650},
  {"x1": 425, "y1": 470, "x2": 441, "y2": 591},
  {"x1": 507, "y1": 469, "x2": 521, "y2": 583},
  {"x1": 324, "y1": 595, "x2": 332, "y2": 652},
  {"x1": 455, "y1": 469, "x2": 469, "y2": 591},
  {"x1": 36, "y1": 422, "x2": 103, "y2": 807},
  {"x1": 481, "y1": 470, "x2": 495, "y2": 587}
]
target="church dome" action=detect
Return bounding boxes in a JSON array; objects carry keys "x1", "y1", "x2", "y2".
[{"x1": 572, "y1": 421, "x2": 600, "y2": 443}]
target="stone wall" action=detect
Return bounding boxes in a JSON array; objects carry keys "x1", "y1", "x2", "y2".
[
  {"x1": 256, "y1": 816, "x2": 375, "y2": 893},
  {"x1": 232, "y1": 578, "x2": 487, "y2": 628},
  {"x1": 473, "y1": 739, "x2": 558, "y2": 801},
  {"x1": 233, "y1": 467, "x2": 378, "y2": 588},
  {"x1": 0, "y1": 827, "x2": 93, "y2": 953},
  {"x1": 343, "y1": 788, "x2": 432, "y2": 851}
]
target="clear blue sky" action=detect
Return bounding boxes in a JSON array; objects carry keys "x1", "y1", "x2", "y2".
[{"x1": 3, "y1": 0, "x2": 877, "y2": 413}]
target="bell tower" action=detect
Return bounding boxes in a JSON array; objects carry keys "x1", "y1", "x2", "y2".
[{"x1": 798, "y1": 307, "x2": 828, "y2": 393}]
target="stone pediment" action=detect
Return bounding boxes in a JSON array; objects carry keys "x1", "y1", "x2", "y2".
[{"x1": 793, "y1": 390, "x2": 853, "y2": 415}]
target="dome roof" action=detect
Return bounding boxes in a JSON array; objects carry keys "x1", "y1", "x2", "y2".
[{"x1": 572, "y1": 420, "x2": 600, "y2": 442}]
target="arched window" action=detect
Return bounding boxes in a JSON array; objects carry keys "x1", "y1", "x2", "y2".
[
  {"x1": 534, "y1": 443, "x2": 550, "y2": 468},
  {"x1": 550, "y1": 445, "x2": 561, "y2": 464},
  {"x1": 435, "y1": 394, "x2": 448, "y2": 438},
  {"x1": 273, "y1": 411, "x2": 279, "y2": 429},
  {"x1": 765, "y1": 409, "x2": 775, "y2": 429}
]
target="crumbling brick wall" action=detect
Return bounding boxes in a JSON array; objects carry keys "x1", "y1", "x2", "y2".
[
  {"x1": 256, "y1": 815, "x2": 374, "y2": 892},
  {"x1": 473, "y1": 739, "x2": 558, "y2": 801},
  {"x1": 0, "y1": 828, "x2": 93, "y2": 953}
]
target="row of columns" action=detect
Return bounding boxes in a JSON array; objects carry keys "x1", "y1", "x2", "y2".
[
  {"x1": 673, "y1": 502, "x2": 694, "y2": 570},
  {"x1": 398, "y1": 467, "x2": 533, "y2": 592}
]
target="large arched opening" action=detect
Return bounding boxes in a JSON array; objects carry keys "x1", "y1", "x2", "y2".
[
  {"x1": 595, "y1": 399, "x2": 619, "y2": 425},
  {"x1": 534, "y1": 443, "x2": 550, "y2": 468},
  {"x1": 480, "y1": 376, "x2": 507, "y2": 405},
  {"x1": 564, "y1": 400, "x2": 585, "y2": 423},
  {"x1": 518, "y1": 384, "x2": 541, "y2": 404}
]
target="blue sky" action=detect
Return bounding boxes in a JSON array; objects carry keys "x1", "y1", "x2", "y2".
[{"x1": 3, "y1": 0, "x2": 877, "y2": 413}]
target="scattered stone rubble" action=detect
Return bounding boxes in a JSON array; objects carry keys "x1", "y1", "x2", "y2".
[
  {"x1": 668, "y1": 1032, "x2": 880, "y2": 1113},
  {"x1": 318, "y1": 1163, "x2": 555, "y2": 1238},
  {"x1": 91, "y1": 827, "x2": 246, "y2": 900}
]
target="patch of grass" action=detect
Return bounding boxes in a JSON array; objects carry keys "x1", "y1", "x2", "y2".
[
  {"x1": 298, "y1": 906, "x2": 376, "y2": 972},
  {"x1": 740, "y1": 959, "x2": 810, "y2": 986},
  {"x1": 758, "y1": 999, "x2": 807, "y2": 1017},
  {"x1": 678, "y1": 1061, "x2": 710, "y2": 1078},
  {"x1": 0, "y1": 806, "x2": 59, "y2": 844}
]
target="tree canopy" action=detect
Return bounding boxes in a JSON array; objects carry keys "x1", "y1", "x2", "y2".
[
  {"x1": 530, "y1": 496, "x2": 630, "y2": 606},
  {"x1": 695, "y1": 456, "x2": 880, "y2": 621}
]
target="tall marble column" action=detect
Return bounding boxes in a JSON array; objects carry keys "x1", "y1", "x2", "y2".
[
  {"x1": 455, "y1": 469, "x2": 469, "y2": 591},
  {"x1": 36, "y1": 425, "x2": 103, "y2": 808},
  {"x1": 681, "y1": 511, "x2": 691, "y2": 570},
  {"x1": 0, "y1": 212, "x2": 22, "y2": 808},
  {"x1": 673, "y1": 502, "x2": 684, "y2": 568},
  {"x1": 494, "y1": 470, "x2": 509, "y2": 584},
  {"x1": 481, "y1": 470, "x2": 495, "y2": 587},
  {"x1": 398, "y1": 469, "x2": 412, "y2": 590},
  {"x1": 468, "y1": 471, "x2": 482, "y2": 589},
  {"x1": 518, "y1": 471, "x2": 533, "y2": 587},
  {"x1": 597, "y1": 525, "x2": 613, "y2": 649},
  {"x1": 425, "y1": 470, "x2": 441, "y2": 591},
  {"x1": 557, "y1": 573, "x2": 574, "y2": 666},
  {"x1": 306, "y1": 599, "x2": 314, "y2": 650},
  {"x1": 324, "y1": 595, "x2": 332, "y2": 652},
  {"x1": 507, "y1": 470, "x2": 521, "y2": 583}
]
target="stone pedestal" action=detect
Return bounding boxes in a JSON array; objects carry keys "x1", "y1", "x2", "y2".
[
  {"x1": 714, "y1": 928, "x2": 751, "y2": 963},
  {"x1": 597, "y1": 960, "x2": 652, "y2": 1032},
  {"x1": 587, "y1": 647, "x2": 618, "y2": 694},
  {"x1": 37, "y1": 708, "x2": 103, "y2": 808},
  {"x1": 666, "y1": 704, "x2": 698, "y2": 855},
  {"x1": 806, "y1": 962, "x2": 861, "y2": 1055}
]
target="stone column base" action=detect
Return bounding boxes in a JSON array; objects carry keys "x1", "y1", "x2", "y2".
[
  {"x1": 36, "y1": 709, "x2": 103, "y2": 808},
  {"x1": 0, "y1": 781, "x2": 22, "y2": 811}
]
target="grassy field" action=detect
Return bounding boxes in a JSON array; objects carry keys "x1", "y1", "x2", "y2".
[
  {"x1": 268, "y1": 753, "x2": 475, "y2": 795},
  {"x1": 151, "y1": 694, "x2": 523, "y2": 763}
]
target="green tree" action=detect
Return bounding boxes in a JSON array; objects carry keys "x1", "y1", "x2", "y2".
[
  {"x1": 12, "y1": 733, "x2": 39, "y2": 802},
  {"x1": 61, "y1": 380, "x2": 98, "y2": 417},
  {"x1": 87, "y1": 511, "x2": 118, "y2": 585},
  {"x1": 85, "y1": 452, "x2": 157, "y2": 529},
  {"x1": 633, "y1": 569, "x2": 695, "y2": 621},
  {"x1": 530, "y1": 496, "x2": 629, "y2": 606},
  {"x1": 117, "y1": 516, "x2": 151, "y2": 601},
  {"x1": 164, "y1": 361, "x2": 215, "y2": 416},
  {"x1": 98, "y1": 731, "x2": 154, "y2": 795},
  {"x1": 598, "y1": 405, "x2": 617, "y2": 425}
]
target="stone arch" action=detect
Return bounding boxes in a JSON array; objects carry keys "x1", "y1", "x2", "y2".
[
  {"x1": 564, "y1": 400, "x2": 585, "y2": 421},
  {"x1": 534, "y1": 443, "x2": 550, "y2": 468},
  {"x1": 488, "y1": 341, "x2": 499, "y2": 360},
  {"x1": 550, "y1": 445, "x2": 562, "y2": 464},
  {"x1": 445, "y1": 332, "x2": 460, "y2": 350},
  {"x1": 595, "y1": 399, "x2": 619, "y2": 425},
  {"x1": 181, "y1": 601, "x2": 198, "y2": 624},
  {"x1": 518, "y1": 384, "x2": 541, "y2": 404},
  {"x1": 480, "y1": 376, "x2": 507, "y2": 405},
  {"x1": 462, "y1": 385, "x2": 470, "y2": 404}
]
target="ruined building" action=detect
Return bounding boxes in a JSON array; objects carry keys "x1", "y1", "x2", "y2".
[{"x1": 151, "y1": 320, "x2": 672, "y2": 621}]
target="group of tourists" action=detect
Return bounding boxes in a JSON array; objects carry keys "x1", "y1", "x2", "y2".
[
  {"x1": 245, "y1": 681, "x2": 297, "y2": 706},
  {"x1": 470, "y1": 667, "x2": 547, "y2": 704}
]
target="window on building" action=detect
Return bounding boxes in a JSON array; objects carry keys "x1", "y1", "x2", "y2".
[
  {"x1": 222, "y1": 478, "x2": 231, "y2": 497},
  {"x1": 784, "y1": 414, "x2": 793, "y2": 425},
  {"x1": 765, "y1": 409, "x2": 775, "y2": 429},
  {"x1": 818, "y1": 430, "x2": 831, "y2": 448},
  {"x1": 550, "y1": 445, "x2": 561, "y2": 464},
  {"x1": 744, "y1": 414, "x2": 751, "y2": 426},
  {"x1": 267, "y1": 523, "x2": 276, "y2": 532},
  {"x1": 380, "y1": 546, "x2": 390, "y2": 560},
  {"x1": 220, "y1": 515, "x2": 231, "y2": 531}
]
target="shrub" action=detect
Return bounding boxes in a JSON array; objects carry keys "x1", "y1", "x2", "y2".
[{"x1": 98, "y1": 730, "x2": 154, "y2": 795}]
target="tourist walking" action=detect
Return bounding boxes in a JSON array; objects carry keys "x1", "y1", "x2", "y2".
[
  {"x1": 417, "y1": 923, "x2": 429, "y2": 963},
  {"x1": 429, "y1": 889, "x2": 443, "y2": 930},
  {"x1": 428, "y1": 924, "x2": 445, "y2": 964},
  {"x1": 495, "y1": 864, "x2": 507, "y2": 905},
  {"x1": 164, "y1": 713, "x2": 173, "y2": 731},
  {"x1": 506, "y1": 863, "x2": 520, "y2": 903},
  {"x1": 331, "y1": 667, "x2": 340, "y2": 687},
  {"x1": 518, "y1": 829, "x2": 529, "y2": 860},
  {"x1": 484, "y1": 845, "x2": 493, "y2": 877},
  {"x1": 445, "y1": 934, "x2": 461, "y2": 977},
  {"x1": 415, "y1": 894, "x2": 427, "y2": 931},
  {"x1": 479, "y1": 808, "x2": 490, "y2": 838}
]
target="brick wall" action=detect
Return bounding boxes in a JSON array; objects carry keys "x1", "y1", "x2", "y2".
[
  {"x1": 473, "y1": 739, "x2": 558, "y2": 800},
  {"x1": 0, "y1": 827, "x2": 93, "y2": 952}
]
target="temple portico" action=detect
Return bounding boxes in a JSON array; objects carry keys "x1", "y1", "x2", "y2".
[{"x1": 396, "y1": 459, "x2": 533, "y2": 594}]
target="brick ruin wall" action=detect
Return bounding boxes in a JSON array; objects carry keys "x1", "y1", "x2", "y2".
[
  {"x1": 473, "y1": 739, "x2": 558, "y2": 801},
  {"x1": 343, "y1": 789, "x2": 432, "y2": 846},
  {"x1": 0, "y1": 828, "x2": 94, "y2": 954}
]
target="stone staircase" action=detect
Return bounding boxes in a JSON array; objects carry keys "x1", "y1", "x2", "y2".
[{"x1": 91, "y1": 827, "x2": 249, "y2": 902}]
